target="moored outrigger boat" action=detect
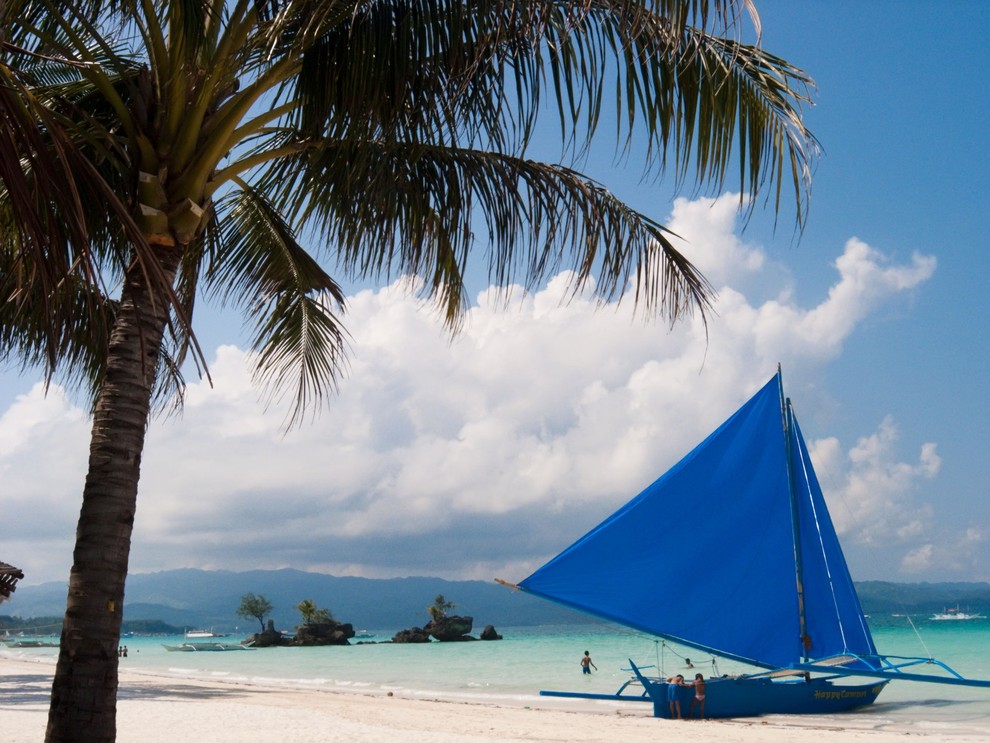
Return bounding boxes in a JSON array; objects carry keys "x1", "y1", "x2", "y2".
[
  {"x1": 930, "y1": 607, "x2": 986, "y2": 621},
  {"x1": 162, "y1": 641, "x2": 253, "y2": 652},
  {"x1": 541, "y1": 661, "x2": 888, "y2": 718},
  {"x1": 184, "y1": 628, "x2": 229, "y2": 638},
  {"x1": 2, "y1": 639, "x2": 60, "y2": 648},
  {"x1": 499, "y1": 368, "x2": 990, "y2": 718}
]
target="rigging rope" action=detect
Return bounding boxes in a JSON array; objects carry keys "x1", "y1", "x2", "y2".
[
  {"x1": 906, "y1": 615, "x2": 933, "y2": 660},
  {"x1": 658, "y1": 639, "x2": 716, "y2": 677}
]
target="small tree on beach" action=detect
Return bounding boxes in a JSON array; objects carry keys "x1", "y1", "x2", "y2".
[
  {"x1": 428, "y1": 595, "x2": 456, "y2": 622},
  {"x1": 236, "y1": 594, "x2": 274, "y2": 632}
]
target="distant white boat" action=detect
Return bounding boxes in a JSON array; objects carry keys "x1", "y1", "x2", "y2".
[
  {"x1": 184, "y1": 628, "x2": 228, "y2": 638},
  {"x1": 931, "y1": 607, "x2": 986, "y2": 621}
]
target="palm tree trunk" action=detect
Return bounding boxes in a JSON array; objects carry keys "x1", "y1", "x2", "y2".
[{"x1": 46, "y1": 247, "x2": 181, "y2": 742}]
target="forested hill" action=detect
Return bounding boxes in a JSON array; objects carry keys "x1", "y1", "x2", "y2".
[
  {"x1": 855, "y1": 580, "x2": 990, "y2": 615},
  {"x1": 6, "y1": 570, "x2": 990, "y2": 633},
  {"x1": 7, "y1": 569, "x2": 585, "y2": 632}
]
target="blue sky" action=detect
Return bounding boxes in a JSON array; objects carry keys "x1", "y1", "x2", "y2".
[{"x1": 1, "y1": 2, "x2": 987, "y2": 589}]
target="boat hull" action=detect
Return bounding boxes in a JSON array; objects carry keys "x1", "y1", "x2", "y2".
[{"x1": 644, "y1": 676, "x2": 887, "y2": 719}]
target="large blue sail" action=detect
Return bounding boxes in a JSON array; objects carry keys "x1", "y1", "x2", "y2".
[
  {"x1": 789, "y1": 412, "x2": 878, "y2": 666},
  {"x1": 517, "y1": 372, "x2": 877, "y2": 670}
]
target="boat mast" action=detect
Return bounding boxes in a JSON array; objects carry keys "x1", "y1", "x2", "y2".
[{"x1": 778, "y1": 365, "x2": 810, "y2": 662}]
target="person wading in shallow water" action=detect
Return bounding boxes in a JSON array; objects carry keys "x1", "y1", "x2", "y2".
[{"x1": 580, "y1": 651, "x2": 598, "y2": 674}]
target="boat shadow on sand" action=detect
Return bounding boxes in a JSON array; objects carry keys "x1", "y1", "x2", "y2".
[{"x1": 871, "y1": 697, "x2": 963, "y2": 712}]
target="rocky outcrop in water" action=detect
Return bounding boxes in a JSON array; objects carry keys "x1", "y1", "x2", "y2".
[
  {"x1": 425, "y1": 614, "x2": 474, "y2": 641},
  {"x1": 247, "y1": 618, "x2": 356, "y2": 647},
  {"x1": 247, "y1": 619, "x2": 288, "y2": 647},
  {"x1": 292, "y1": 621, "x2": 355, "y2": 646},
  {"x1": 479, "y1": 624, "x2": 502, "y2": 641},
  {"x1": 391, "y1": 626, "x2": 431, "y2": 643},
  {"x1": 392, "y1": 616, "x2": 502, "y2": 643}
]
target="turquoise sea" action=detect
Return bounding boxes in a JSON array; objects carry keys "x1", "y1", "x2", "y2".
[{"x1": 5, "y1": 618, "x2": 990, "y2": 734}]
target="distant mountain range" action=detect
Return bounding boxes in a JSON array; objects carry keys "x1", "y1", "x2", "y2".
[
  {"x1": 6, "y1": 569, "x2": 585, "y2": 633},
  {"x1": 6, "y1": 570, "x2": 990, "y2": 635},
  {"x1": 855, "y1": 580, "x2": 990, "y2": 615}
]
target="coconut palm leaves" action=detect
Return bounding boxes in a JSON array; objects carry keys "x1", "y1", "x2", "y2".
[
  {"x1": 207, "y1": 186, "x2": 348, "y2": 422},
  {"x1": 3, "y1": 0, "x2": 817, "y2": 412}
]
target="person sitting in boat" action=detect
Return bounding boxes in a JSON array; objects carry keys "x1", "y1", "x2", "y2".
[
  {"x1": 688, "y1": 673, "x2": 706, "y2": 719},
  {"x1": 666, "y1": 674, "x2": 685, "y2": 719}
]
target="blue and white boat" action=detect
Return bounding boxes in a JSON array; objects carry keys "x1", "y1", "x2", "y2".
[
  {"x1": 930, "y1": 607, "x2": 985, "y2": 621},
  {"x1": 184, "y1": 628, "x2": 228, "y2": 638},
  {"x1": 500, "y1": 368, "x2": 990, "y2": 718}
]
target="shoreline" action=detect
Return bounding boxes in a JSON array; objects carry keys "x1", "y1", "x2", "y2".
[{"x1": 4, "y1": 656, "x2": 989, "y2": 742}]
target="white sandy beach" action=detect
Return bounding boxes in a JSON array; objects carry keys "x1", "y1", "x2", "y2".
[{"x1": 3, "y1": 656, "x2": 988, "y2": 742}]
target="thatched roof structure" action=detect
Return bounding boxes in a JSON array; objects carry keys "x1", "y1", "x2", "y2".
[{"x1": 0, "y1": 562, "x2": 24, "y2": 604}]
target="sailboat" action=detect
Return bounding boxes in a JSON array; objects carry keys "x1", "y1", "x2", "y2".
[{"x1": 499, "y1": 368, "x2": 990, "y2": 718}]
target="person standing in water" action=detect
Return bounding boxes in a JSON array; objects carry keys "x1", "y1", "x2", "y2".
[{"x1": 580, "y1": 650, "x2": 597, "y2": 674}]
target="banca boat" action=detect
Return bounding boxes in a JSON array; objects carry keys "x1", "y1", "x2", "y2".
[
  {"x1": 183, "y1": 628, "x2": 228, "y2": 638},
  {"x1": 500, "y1": 368, "x2": 990, "y2": 718},
  {"x1": 162, "y1": 641, "x2": 253, "y2": 652},
  {"x1": 930, "y1": 607, "x2": 986, "y2": 621}
]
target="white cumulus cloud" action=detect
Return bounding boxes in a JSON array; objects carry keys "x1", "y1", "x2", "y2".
[{"x1": 1, "y1": 194, "x2": 962, "y2": 586}]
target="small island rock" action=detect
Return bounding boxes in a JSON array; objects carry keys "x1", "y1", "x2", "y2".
[
  {"x1": 247, "y1": 618, "x2": 356, "y2": 647},
  {"x1": 292, "y1": 621, "x2": 355, "y2": 646},
  {"x1": 479, "y1": 624, "x2": 502, "y2": 641},
  {"x1": 425, "y1": 614, "x2": 474, "y2": 641},
  {"x1": 392, "y1": 626, "x2": 431, "y2": 643},
  {"x1": 248, "y1": 619, "x2": 288, "y2": 647}
]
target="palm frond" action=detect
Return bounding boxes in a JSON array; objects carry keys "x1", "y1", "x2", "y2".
[
  {"x1": 537, "y1": 3, "x2": 818, "y2": 226},
  {"x1": 2, "y1": 0, "x2": 813, "y2": 417},
  {"x1": 283, "y1": 0, "x2": 816, "y2": 231},
  {"x1": 0, "y1": 241, "x2": 116, "y2": 402},
  {"x1": 276, "y1": 140, "x2": 712, "y2": 329},
  {"x1": 207, "y1": 186, "x2": 349, "y2": 426}
]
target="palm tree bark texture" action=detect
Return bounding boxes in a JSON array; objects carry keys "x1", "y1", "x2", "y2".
[{"x1": 45, "y1": 247, "x2": 182, "y2": 738}]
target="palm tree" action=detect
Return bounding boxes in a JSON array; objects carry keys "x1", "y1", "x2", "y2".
[
  {"x1": 296, "y1": 599, "x2": 319, "y2": 627},
  {"x1": 296, "y1": 598, "x2": 333, "y2": 626},
  {"x1": 428, "y1": 594, "x2": 457, "y2": 621},
  {"x1": 0, "y1": 1, "x2": 817, "y2": 740}
]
